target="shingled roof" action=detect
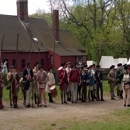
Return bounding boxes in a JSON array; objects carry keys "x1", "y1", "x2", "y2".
[
  {"x1": 0, "y1": 15, "x2": 47, "y2": 52},
  {"x1": 0, "y1": 15, "x2": 86, "y2": 56}
]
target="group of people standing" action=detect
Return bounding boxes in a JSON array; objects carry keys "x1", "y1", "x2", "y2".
[
  {"x1": 3, "y1": 61, "x2": 130, "y2": 109},
  {"x1": 58, "y1": 62, "x2": 104, "y2": 104},
  {"x1": 108, "y1": 63, "x2": 130, "y2": 107},
  {"x1": 0, "y1": 62, "x2": 56, "y2": 109}
]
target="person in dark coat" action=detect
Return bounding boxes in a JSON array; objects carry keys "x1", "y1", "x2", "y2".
[
  {"x1": 95, "y1": 65, "x2": 104, "y2": 101},
  {"x1": 22, "y1": 62, "x2": 33, "y2": 108},
  {"x1": 116, "y1": 63, "x2": 123, "y2": 99}
]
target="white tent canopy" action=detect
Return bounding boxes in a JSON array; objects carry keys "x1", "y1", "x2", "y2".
[
  {"x1": 114, "y1": 59, "x2": 119, "y2": 68},
  {"x1": 87, "y1": 61, "x2": 96, "y2": 66},
  {"x1": 99, "y1": 56, "x2": 128, "y2": 68},
  {"x1": 127, "y1": 58, "x2": 130, "y2": 65},
  {"x1": 118, "y1": 58, "x2": 127, "y2": 65},
  {"x1": 99, "y1": 56, "x2": 116, "y2": 69}
]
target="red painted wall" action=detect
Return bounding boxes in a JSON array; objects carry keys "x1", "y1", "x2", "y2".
[
  {"x1": 49, "y1": 51, "x2": 61, "y2": 70},
  {"x1": 2, "y1": 51, "x2": 50, "y2": 72},
  {"x1": 54, "y1": 54, "x2": 61, "y2": 69},
  {"x1": 61, "y1": 56, "x2": 77, "y2": 65}
]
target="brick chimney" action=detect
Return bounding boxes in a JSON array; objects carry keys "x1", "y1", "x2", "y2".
[
  {"x1": 17, "y1": 0, "x2": 28, "y2": 22},
  {"x1": 53, "y1": 10, "x2": 59, "y2": 41}
]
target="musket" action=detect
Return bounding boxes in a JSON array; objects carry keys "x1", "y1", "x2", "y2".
[
  {"x1": 29, "y1": 39, "x2": 33, "y2": 62},
  {"x1": 10, "y1": 82, "x2": 13, "y2": 108},
  {"x1": 8, "y1": 74, "x2": 13, "y2": 108},
  {"x1": 31, "y1": 82, "x2": 34, "y2": 108},
  {"x1": 15, "y1": 33, "x2": 19, "y2": 67},
  {"x1": 0, "y1": 33, "x2": 5, "y2": 64}
]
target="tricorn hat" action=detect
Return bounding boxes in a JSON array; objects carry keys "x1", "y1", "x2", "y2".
[
  {"x1": 117, "y1": 63, "x2": 122, "y2": 67},
  {"x1": 96, "y1": 65, "x2": 100, "y2": 69},
  {"x1": 110, "y1": 65, "x2": 115, "y2": 69}
]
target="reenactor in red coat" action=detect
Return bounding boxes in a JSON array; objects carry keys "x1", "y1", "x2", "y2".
[
  {"x1": 0, "y1": 66, "x2": 4, "y2": 109},
  {"x1": 58, "y1": 62, "x2": 68, "y2": 104},
  {"x1": 69, "y1": 64, "x2": 80, "y2": 103}
]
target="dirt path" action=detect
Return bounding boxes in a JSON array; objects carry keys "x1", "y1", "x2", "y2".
[{"x1": 0, "y1": 96, "x2": 126, "y2": 130}]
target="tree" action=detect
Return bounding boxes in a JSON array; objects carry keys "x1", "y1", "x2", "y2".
[
  {"x1": 114, "y1": 0, "x2": 130, "y2": 59},
  {"x1": 30, "y1": 9, "x2": 52, "y2": 27},
  {"x1": 47, "y1": 0, "x2": 117, "y2": 63}
]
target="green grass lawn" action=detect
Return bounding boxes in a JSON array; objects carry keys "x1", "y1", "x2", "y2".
[
  {"x1": 41, "y1": 109, "x2": 130, "y2": 130},
  {"x1": 66, "y1": 109, "x2": 130, "y2": 130}
]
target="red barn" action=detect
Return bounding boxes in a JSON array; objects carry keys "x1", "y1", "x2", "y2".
[{"x1": 0, "y1": 0, "x2": 86, "y2": 72}]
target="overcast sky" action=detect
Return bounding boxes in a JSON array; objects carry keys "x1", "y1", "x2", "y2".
[{"x1": 0, "y1": 0, "x2": 50, "y2": 15}]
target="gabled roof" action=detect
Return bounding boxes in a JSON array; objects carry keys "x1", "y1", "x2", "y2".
[
  {"x1": 0, "y1": 15, "x2": 86, "y2": 56},
  {"x1": 0, "y1": 15, "x2": 47, "y2": 52},
  {"x1": 25, "y1": 18, "x2": 86, "y2": 56}
]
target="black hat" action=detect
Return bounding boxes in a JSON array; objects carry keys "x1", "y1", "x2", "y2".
[
  {"x1": 27, "y1": 62, "x2": 30, "y2": 66},
  {"x1": 48, "y1": 67, "x2": 52, "y2": 71},
  {"x1": 110, "y1": 65, "x2": 115, "y2": 69},
  {"x1": 84, "y1": 65, "x2": 88, "y2": 68},
  {"x1": 96, "y1": 65, "x2": 100, "y2": 69},
  {"x1": 39, "y1": 65, "x2": 43, "y2": 69},
  {"x1": 89, "y1": 65, "x2": 93, "y2": 68},
  {"x1": 123, "y1": 64, "x2": 128, "y2": 70},
  {"x1": 93, "y1": 64, "x2": 96, "y2": 67},
  {"x1": 62, "y1": 62, "x2": 66, "y2": 66},
  {"x1": 34, "y1": 62, "x2": 39, "y2": 66},
  {"x1": 117, "y1": 63, "x2": 122, "y2": 67}
]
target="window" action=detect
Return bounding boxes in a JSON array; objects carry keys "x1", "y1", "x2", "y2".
[
  {"x1": 77, "y1": 57, "x2": 82, "y2": 62},
  {"x1": 12, "y1": 59, "x2": 16, "y2": 66},
  {"x1": 21, "y1": 59, "x2": 25, "y2": 68},
  {"x1": 51, "y1": 56, "x2": 53, "y2": 65},
  {"x1": 41, "y1": 59, "x2": 44, "y2": 67}
]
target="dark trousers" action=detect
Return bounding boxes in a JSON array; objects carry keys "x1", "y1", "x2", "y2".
[
  {"x1": 61, "y1": 83, "x2": 67, "y2": 103},
  {"x1": 82, "y1": 82, "x2": 87, "y2": 101},
  {"x1": 77, "y1": 84, "x2": 82, "y2": 100},
  {"x1": 97, "y1": 82, "x2": 103, "y2": 100}
]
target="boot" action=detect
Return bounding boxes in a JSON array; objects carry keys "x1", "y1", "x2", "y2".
[
  {"x1": 88, "y1": 90, "x2": 90, "y2": 102},
  {"x1": 120, "y1": 90, "x2": 123, "y2": 99},
  {"x1": 0, "y1": 100, "x2": 4, "y2": 109},
  {"x1": 15, "y1": 96, "x2": 18, "y2": 108},
  {"x1": 13, "y1": 96, "x2": 15, "y2": 108},
  {"x1": 117, "y1": 90, "x2": 119, "y2": 96},
  {"x1": 66, "y1": 92, "x2": 69, "y2": 101},
  {"x1": 48, "y1": 93, "x2": 54, "y2": 103},
  {"x1": 111, "y1": 92, "x2": 115, "y2": 100},
  {"x1": 91, "y1": 91, "x2": 94, "y2": 101},
  {"x1": 61, "y1": 95, "x2": 63, "y2": 104},
  {"x1": 68, "y1": 91, "x2": 71, "y2": 101},
  {"x1": 34, "y1": 93, "x2": 37, "y2": 104}
]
